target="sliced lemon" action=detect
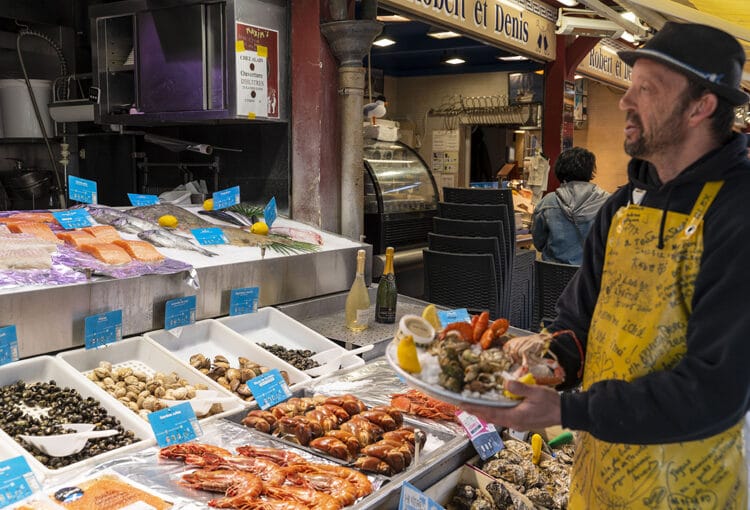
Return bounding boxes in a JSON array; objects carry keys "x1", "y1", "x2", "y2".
[
  {"x1": 396, "y1": 335, "x2": 421, "y2": 374},
  {"x1": 250, "y1": 221, "x2": 269, "y2": 235},
  {"x1": 158, "y1": 214, "x2": 178, "y2": 228},
  {"x1": 503, "y1": 372, "x2": 536, "y2": 400},
  {"x1": 203, "y1": 198, "x2": 214, "y2": 211},
  {"x1": 421, "y1": 303, "x2": 441, "y2": 332}
]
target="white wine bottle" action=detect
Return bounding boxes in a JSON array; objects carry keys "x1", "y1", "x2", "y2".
[
  {"x1": 345, "y1": 249, "x2": 370, "y2": 331},
  {"x1": 375, "y1": 246, "x2": 397, "y2": 324}
]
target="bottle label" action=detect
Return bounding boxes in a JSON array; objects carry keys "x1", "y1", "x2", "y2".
[
  {"x1": 355, "y1": 308, "x2": 370, "y2": 325},
  {"x1": 375, "y1": 307, "x2": 396, "y2": 323}
]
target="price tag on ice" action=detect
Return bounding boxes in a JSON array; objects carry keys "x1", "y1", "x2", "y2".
[
  {"x1": 127, "y1": 193, "x2": 159, "y2": 206},
  {"x1": 53, "y1": 209, "x2": 93, "y2": 229},
  {"x1": 230, "y1": 287, "x2": 259, "y2": 316},
  {"x1": 398, "y1": 481, "x2": 444, "y2": 510},
  {"x1": 165, "y1": 296, "x2": 196, "y2": 330},
  {"x1": 148, "y1": 401, "x2": 202, "y2": 448},
  {"x1": 457, "y1": 411, "x2": 504, "y2": 460},
  {"x1": 437, "y1": 308, "x2": 471, "y2": 327},
  {"x1": 68, "y1": 175, "x2": 98, "y2": 204},
  {"x1": 191, "y1": 228, "x2": 227, "y2": 246},
  {"x1": 0, "y1": 325, "x2": 19, "y2": 366},
  {"x1": 84, "y1": 310, "x2": 123, "y2": 349},
  {"x1": 246, "y1": 368, "x2": 292, "y2": 409},
  {"x1": 0, "y1": 456, "x2": 41, "y2": 507},
  {"x1": 263, "y1": 196, "x2": 278, "y2": 227},
  {"x1": 212, "y1": 186, "x2": 240, "y2": 210}
]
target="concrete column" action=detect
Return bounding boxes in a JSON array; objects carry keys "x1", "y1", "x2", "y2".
[{"x1": 339, "y1": 67, "x2": 366, "y2": 240}]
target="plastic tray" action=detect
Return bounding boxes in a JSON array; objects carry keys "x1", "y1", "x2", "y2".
[
  {"x1": 144, "y1": 318, "x2": 311, "y2": 389},
  {"x1": 218, "y1": 308, "x2": 366, "y2": 373},
  {"x1": 0, "y1": 355, "x2": 153, "y2": 481},
  {"x1": 57, "y1": 336, "x2": 246, "y2": 423}
]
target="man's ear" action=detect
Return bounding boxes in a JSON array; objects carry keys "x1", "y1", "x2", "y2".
[{"x1": 688, "y1": 93, "x2": 718, "y2": 126}]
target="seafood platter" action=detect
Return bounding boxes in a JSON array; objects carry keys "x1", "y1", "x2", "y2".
[
  {"x1": 57, "y1": 336, "x2": 247, "y2": 423},
  {"x1": 386, "y1": 311, "x2": 566, "y2": 408},
  {"x1": 144, "y1": 318, "x2": 313, "y2": 395},
  {"x1": 217, "y1": 307, "x2": 366, "y2": 376},
  {"x1": 0, "y1": 355, "x2": 152, "y2": 481}
]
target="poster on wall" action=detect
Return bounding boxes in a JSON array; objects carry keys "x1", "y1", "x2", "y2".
[
  {"x1": 509, "y1": 72, "x2": 544, "y2": 105},
  {"x1": 236, "y1": 22, "x2": 279, "y2": 119},
  {"x1": 432, "y1": 130, "x2": 460, "y2": 174},
  {"x1": 562, "y1": 81, "x2": 575, "y2": 151}
]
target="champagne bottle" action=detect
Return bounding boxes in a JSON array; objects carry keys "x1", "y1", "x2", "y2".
[
  {"x1": 345, "y1": 249, "x2": 370, "y2": 331},
  {"x1": 375, "y1": 246, "x2": 397, "y2": 324}
]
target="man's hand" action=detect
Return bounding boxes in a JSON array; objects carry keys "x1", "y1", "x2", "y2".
[{"x1": 461, "y1": 380, "x2": 562, "y2": 430}]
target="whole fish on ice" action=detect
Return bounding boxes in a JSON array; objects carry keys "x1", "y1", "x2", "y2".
[{"x1": 138, "y1": 229, "x2": 218, "y2": 257}]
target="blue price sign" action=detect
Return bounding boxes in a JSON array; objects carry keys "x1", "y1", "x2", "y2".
[
  {"x1": 230, "y1": 287, "x2": 260, "y2": 316},
  {"x1": 84, "y1": 310, "x2": 123, "y2": 349},
  {"x1": 68, "y1": 175, "x2": 98, "y2": 204},
  {"x1": 0, "y1": 456, "x2": 40, "y2": 507},
  {"x1": 437, "y1": 308, "x2": 471, "y2": 327},
  {"x1": 0, "y1": 326, "x2": 19, "y2": 367},
  {"x1": 212, "y1": 186, "x2": 240, "y2": 210},
  {"x1": 246, "y1": 368, "x2": 292, "y2": 410},
  {"x1": 147, "y1": 402, "x2": 202, "y2": 447},
  {"x1": 263, "y1": 197, "x2": 277, "y2": 227},
  {"x1": 165, "y1": 296, "x2": 196, "y2": 330},
  {"x1": 398, "y1": 482, "x2": 444, "y2": 510},
  {"x1": 52, "y1": 209, "x2": 94, "y2": 230},
  {"x1": 127, "y1": 193, "x2": 159, "y2": 206},
  {"x1": 191, "y1": 228, "x2": 227, "y2": 246},
  {"x1": 456, "y1": 411, "x2": 504, "y2": 461}
]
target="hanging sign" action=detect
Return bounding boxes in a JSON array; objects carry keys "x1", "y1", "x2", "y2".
[
  {"x1": 576, "y1": 42, "x2": 632, "y2": 89},
  {"x1": 235, "y1": 22, "x2": 280, "y2": 119},
  {"x1": 84, "y1": 310, "x2": 123, "y2": 349},
  {"x1": 68, "y1": 176, "x2": 98, "y2": 204},
  {"x1": 230, "y1": 287, "x2": 260, "y2": 316}
]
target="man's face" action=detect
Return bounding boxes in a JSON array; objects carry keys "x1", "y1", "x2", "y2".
[{"x1": 619, "y1": 59, "x2": 694, "y2": 159}]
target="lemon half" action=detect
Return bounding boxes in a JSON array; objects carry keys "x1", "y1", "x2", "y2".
[
  {"x1": 396, "y1": 335, "x2": 421, "y2": 374},
  {"x1": 421, "y1": 303, "x2": 441, "y2": 332},
  {"x1": 203, "y1": 198, "x2": 214, "y2": 211},
  {"x1": 251, "y1": 222, "x2": 269, "y2": 235},
  {"x1": 158, "y1": 214, "x2": 178, "y2": 228}
]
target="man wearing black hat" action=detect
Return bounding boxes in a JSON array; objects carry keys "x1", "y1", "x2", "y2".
[{"x1": 464, "y1": 22, "x2": 749, "y2": 508}]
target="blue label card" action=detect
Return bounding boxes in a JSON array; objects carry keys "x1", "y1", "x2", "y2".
[
  {"x1": 457, "y1": 411, "x2": 504, "y2": 461},
  {"x1": 127, "y1": 193, "x2": 160, "y2": 206},
  {"x1": 165, "y1": 296, "x2": 196, "y2": 330},
  {"x1": 68, "y1": 175, "x2": 98, "y2": 204},
  {"x1": 263, "y1": 197, "x2": 277, "y2": 227},
  {"x1": 147, "y1": 401, "x2": 202, "y2": 448},
  {"x1": 230, "y1": 287, "x2": 260, "y2": 316},
  {"x1": 246, "y1": 368, "x2": 292, "y2": 410},
  {"x1": 0, "y1": 326, "x2": 19, "y2": 367},
  {"x1": 84, "y1": 310, "x2": 123, "y2": 349},
  {"x1": 398, "y1": 482, "x2": 444, "y2": 510},
  {"x1": 52, "y1": 209, "x2": 94, "y2": 230},
  {"x1": 0, "y1": 456, "x2": 41, "y2": 507},
  {"x1": 191, "y1": 228, "x2": 227, "y2": 246},
  {"x1": 212, "y1": 186, "x2": 240, "y2": 210},
  {"x1": 437, "y1": 308, "x2": 471, "y2": 327}
]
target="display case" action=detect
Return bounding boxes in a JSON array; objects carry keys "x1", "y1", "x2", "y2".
[{"x1": 364, "y1": 140, "x2": 439, "y2": 254}]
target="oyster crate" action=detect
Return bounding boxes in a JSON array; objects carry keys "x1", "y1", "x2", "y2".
[
  {"x1": 218, "y1": 307, "x2": 365, "y2": 373},
  {"x1": 0, "y1": 355, "x2": 153, "y2": 481},
  {"x1": 57, "y1": 336, "x2": 246, "y2": 424}
]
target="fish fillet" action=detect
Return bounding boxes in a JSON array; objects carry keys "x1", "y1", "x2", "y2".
[
  {"x1": 0, "y1": 212, "x2": 57, "y2": 224},
  {"x1": 79, "y1": 242, "x2": 132, "y2": 265},
  {"x1": 112, "y1": 239, "x2": 165, "y2": 262},
  {"x1": 8, "y1": 222, "x2": 62, "y2": 244},
  {"x1": 0, "y1": 233, "x2": 58, "y2": 252},
  {"x1": 0, "y1": 247, "x2": 52, "y2": 269},
  {"x1": 56, "y1": 230, "x2": 96, "y2": 247},
  {"x1": 83, "y1": 225, "x2": 121, "y2": 242}
]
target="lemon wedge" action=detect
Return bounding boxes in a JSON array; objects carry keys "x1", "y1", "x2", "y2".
[
  {"x1": 421, "y1": 303, "x2": 441, "y2": 332},
  {"x1": 396, "y1": 335, "x2": 421, "y2": 374},
  {"x1": 503, "y1": 372, "x2": 536, "y2": 400},
  {"x1": 203, "y1": 198, "x2": 214, "y2": 211},
  {"x1": 158, "y1": 214, "x2": 178, "y2": 228},
  {"x1": 251, "y1": 221, "x2": 269, "y2": 235}
]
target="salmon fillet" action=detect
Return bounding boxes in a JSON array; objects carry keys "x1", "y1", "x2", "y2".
[
  {"x1": 79, "y1": 242, "x2": 132, "y2": 265},
  {"x1": 112, "y1": 239, "x2": 165, "y2": 262},
  {"x1": 0, "y1": 212, "x2": 57, "y2": 224},
  {"x1": 57, "y1": 230, "x2": 96, "y2": 247},
  {"x1": 8, "y1": 222, "x2": 62, "y2": 244},
  {"x1": 83, "y1": 225, "x2": 121, "y2": 242}
]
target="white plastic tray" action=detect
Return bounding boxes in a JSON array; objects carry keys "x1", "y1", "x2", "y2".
[
  {"x1": 218, "y1": 308, "x2": 366, "y2": 373},
  {"x1": 57, "y1": 336, "x2": 246, "y2": 423},
  {"x1": 0, "y1": 355, "x2": 153, "y2": 481},
  {"x1": 144, "y1": 319, "x2": 311, "y2": 390}
]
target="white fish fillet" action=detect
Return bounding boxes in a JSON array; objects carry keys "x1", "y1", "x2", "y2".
[
  {"x1": 0, "y1": 233, "x2": 58, "y2": 253},
  {"x1": 269, "y1": 226, "x2": 323, "y2": 245},
  {"x1": 0, "y1": 247, "x2": 52, "y2": 269}
]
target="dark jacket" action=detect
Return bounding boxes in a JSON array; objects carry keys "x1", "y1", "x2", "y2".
[
  {"x1": 531, "y1": 181, "x2": 610, "y2": 265},
  {"x1": 550, "y1": 132, "x2": 750, "y2": 444}
]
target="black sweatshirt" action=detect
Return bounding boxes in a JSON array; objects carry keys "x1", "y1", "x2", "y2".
[{"x1": 549, "y1": 132, "x2": 750, "y2": 444}]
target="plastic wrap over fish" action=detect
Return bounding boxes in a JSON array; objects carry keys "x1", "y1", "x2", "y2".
[
  {"x1": 0, "y1": 258, "x2": 87, "y2": 288},
  {"x1": 55, "y1": 244, "x2": 193, "y2": 279},
  {"x1": 307, "y1": 358, "x2": 463, "y2": 436}
]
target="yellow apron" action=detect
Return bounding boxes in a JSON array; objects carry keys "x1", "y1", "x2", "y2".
[{"x1": 569, "y1": 182, "x2": 747, "y2": 509}]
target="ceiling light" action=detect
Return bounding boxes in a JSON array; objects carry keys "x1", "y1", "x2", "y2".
[
  {"x1": 444, "y1": 57, "x2": 466, "y2": 65},
  {"x1": 556, "y1": 0, "x2": 579, "y2": 5},
  {"x1": 620, "y1": 12, "x2": 638, "y2": 23},
  {"x1": 376, "y1": 14, "x2": 411, "y2": 22},
  {"x1": 620, "y1": 31, "x2": 636, "y2": 43},
  {"x1": 373, "y1": 37, "x2": 396, "y2": 48},
  {"x1": 514, "y1": 130, "x2": 526, "y2": 134},
  {"x1": 427, "y1": 30, "x2": 462, "y2": 40},
  {"x1": 574, "y1": 74, "x2": 583, "y2": 79},
  {"x1": 498, "y1": 55, "x2": 528, "y2": 61},
  {"x1": 496, "y1": 0, "x2": 524, "y2": 12}
]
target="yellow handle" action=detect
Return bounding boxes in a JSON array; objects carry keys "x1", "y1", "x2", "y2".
[{"x1": 531, "y1": 433, "x2": 543, "y2": 465}]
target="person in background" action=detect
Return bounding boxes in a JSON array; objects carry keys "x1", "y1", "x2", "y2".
[
  {"x1": 530, "y1": 147, "x2": 609, "y2": 264},
  {"x1": 463, "y1": 22, "x2": 750, "y2": 508}
]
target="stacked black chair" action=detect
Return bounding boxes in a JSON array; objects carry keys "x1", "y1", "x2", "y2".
[
  {"x1": 423, "y1": 250, "x2": 501, "y2": 318},
  {"x1": 438, "y1": 202, "x2": 507, "y2": 221},
  {"x1": 533, "y1": 259, "x2": 580, "y2": 331}
]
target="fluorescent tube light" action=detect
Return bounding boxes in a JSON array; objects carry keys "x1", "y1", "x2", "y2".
[
  {"x1": 427, "y1": 30, "x2": 462, "y2": 40},
  {"x1": 557, "y1": 0, "x2": 579, "y2": 6},
  {"x1": 444, "y1": 57, "x2": 466, "y2": 65},
  {"x1": 498, "y1": 55, "x2": 528, "y2": 61},
  {"x1": 373, "y1": 37, "x2": 396, "y2": 48},
  {"x1": 377, "y1": 14, "x2": 410, "y2": 22}
]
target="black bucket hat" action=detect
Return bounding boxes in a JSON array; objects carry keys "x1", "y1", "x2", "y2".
[{"x1": 619, "y1": 22, "x2": 749, "y2": 106}]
